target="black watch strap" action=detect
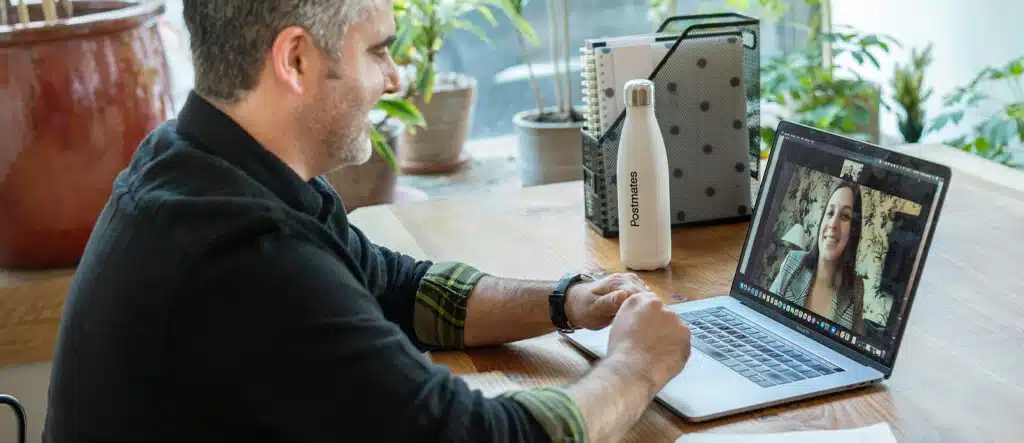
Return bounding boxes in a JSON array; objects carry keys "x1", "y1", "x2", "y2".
[{"x1": 550, "y1": 273, "x2": 589, "y2": 333}]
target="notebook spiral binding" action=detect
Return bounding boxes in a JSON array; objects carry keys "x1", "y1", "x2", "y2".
[
  {"x1": 581, "y1": 13, "x2": 762, "y2": 238},
  {"x1": 580, "y1": 47, "x2": 601, "y2": 138}
]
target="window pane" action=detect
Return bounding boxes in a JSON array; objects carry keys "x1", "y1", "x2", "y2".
[{"x1": 434, "y1": 0, "x2": 818, "y2": 141}]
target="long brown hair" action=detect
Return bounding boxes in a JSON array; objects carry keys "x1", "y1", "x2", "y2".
[{"x1": 803, "y1": 180, "x2": 864, "y2": 328}]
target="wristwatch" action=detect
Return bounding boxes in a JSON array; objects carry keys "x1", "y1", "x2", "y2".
[{"x1": 550, "y1": 273, "x2": 591, "y2": 333}]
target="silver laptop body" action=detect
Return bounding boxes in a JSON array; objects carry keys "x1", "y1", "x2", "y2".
[{"x1": 564, "y1": 121, "x2": 952, "y2": 422}]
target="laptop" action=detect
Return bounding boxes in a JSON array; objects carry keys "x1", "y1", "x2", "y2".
[{"x1": 563, "y1": 120, "x2": 952, "y2": 422}]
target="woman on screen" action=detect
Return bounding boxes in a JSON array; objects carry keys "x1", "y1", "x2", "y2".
[{"x1": 770, "y1": 180, "x2": 866, "y2": 333}]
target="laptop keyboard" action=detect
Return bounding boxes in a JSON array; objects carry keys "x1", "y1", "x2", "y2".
[{"x1": 680, "y1": 307, "x2": 845, "y2": 388}]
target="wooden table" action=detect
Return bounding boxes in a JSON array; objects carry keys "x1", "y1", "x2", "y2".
[{"x1": 349, "y1": 157, "x2": 1024, "y2": 442}]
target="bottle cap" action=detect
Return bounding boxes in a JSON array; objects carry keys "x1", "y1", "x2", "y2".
[{"x1": 624, "y1": 79, "x2": 654, "y2": 107}]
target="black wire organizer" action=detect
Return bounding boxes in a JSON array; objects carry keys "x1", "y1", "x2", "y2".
[{"x1": 581, "y1": 13, "x2": 762, "y2": 237}]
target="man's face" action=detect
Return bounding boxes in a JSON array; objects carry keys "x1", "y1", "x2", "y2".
[{"x1": 302, "y1": 0, "x2": 399, "y2": 172}]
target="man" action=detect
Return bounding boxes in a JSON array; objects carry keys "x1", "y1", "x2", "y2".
[{"x1": 42, "y1": 1, "x2": 691, "y2": 442}]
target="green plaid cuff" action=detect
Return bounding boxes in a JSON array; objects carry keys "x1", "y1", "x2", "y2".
[
  {"x1": 414, "y1": 262, "x2": 487, "y2": 349},
  {"x1": 502, "y1": 387, "x2": 588, "y2": 443}
]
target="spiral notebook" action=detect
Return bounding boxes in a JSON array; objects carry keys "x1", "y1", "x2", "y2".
[
  {"x1": 580, "y1": 33, "x2": 680, "y2": 138},
  {"x1": 580, "y1": 29, "x2": 756, "y2": 236}
]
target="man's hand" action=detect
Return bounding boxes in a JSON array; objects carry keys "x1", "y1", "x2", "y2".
[
  {"x1": 607, "y1": 292, "x2": 691, "y2": 393},
  {"x1": 564, "y1": 291, "x2": 691, "y2": 443},
  {"x1": 566, "y1": 273, "x2": 651, "y2": 330}
]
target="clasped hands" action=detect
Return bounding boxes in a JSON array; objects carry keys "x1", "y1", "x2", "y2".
[
  {"x1": 564, "y1": 272, "x2": 692, "y2": 392},
  {"x1": 565, "y1": 272, "x2": 655, "y2": 330}
]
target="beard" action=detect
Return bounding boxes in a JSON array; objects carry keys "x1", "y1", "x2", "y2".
[
  {"x1": 301, "y1": 85, "x2": 373, "y2": 176},
  {"x1": 323, "y1": 117, "x2": 372, "y2": 170}
]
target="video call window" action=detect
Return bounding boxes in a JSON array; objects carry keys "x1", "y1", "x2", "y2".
[{"x1": 742, "y1": 136, "x2": 940, "y2": 356}]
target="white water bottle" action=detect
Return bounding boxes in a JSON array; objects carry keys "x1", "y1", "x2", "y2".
[{"x1": 616, "y1": 79, "x2": 671, "y2": 270}]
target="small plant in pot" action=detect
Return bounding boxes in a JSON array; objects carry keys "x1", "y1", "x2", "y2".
[
  {"x1": 890, "y1": 43, "x2": 934, "y2": 143},
  {"x1": 391, "y1": 0, "x2": 518, "y2": 174},
  {"x1": 509, "y1": 0, "x2": 586, "y2": 187},
  {"x1": 326, "y1": 96, "x2": 426, "y2": 212}
]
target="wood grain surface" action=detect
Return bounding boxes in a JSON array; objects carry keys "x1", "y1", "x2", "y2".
[
  {"x1": 350, "y1": 168, "x2": 1024, "y2": 443},
  {"x1": 1, "y1": 143, "x2": 1021, "y2": 442}
]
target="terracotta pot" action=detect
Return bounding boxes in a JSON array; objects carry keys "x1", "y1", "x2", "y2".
[
  {"x1": 398, "y1": 73, "x2": 476, "y2": 175},
  {"x1": 326, "y1": 116, "x2": 402, "y2": 212},
  {"x1": 513, "y1": 107, "x2": 586, "y2": 187},
  {"x1": 0, "y1": 1, "x2": 173, "y2": 268}
]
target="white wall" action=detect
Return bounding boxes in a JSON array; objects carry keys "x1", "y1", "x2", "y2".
[{"x1": 831, "y1": 0, "x2": 1024, "y2": 153}]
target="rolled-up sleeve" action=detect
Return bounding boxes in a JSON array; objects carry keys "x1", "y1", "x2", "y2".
[
  {"x1": 414, "y1": 261, "x2": 487, "y2": 350},
  {"x1": 502, "y1": 387, "x2": 589, "y2": 443},
  {"x1": 415, "y1": 263, "x2": 588, "y2": 443}
]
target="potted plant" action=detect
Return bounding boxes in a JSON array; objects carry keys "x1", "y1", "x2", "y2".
[
  {"x1": 890, "y1": 43, "x2": 934, "y2": 143},
  {"x1": 1, "y1": 0, "x2": 174, "y2": 268},
  {"x1": 325, "y1": 96, "x2": 426, "y2": 212},
  {"x1": 509, "y1": 0, "x2": 586, "y2": 187},
  {"x1": 760, "y1": 26, "x2": 900, "y2": 147},
  {"x1": 927, "y1": 55, "x2": 1024, "y2": 169},
  {"x1": 390, "y1": 0, "x2": 512, "y2": 174}
]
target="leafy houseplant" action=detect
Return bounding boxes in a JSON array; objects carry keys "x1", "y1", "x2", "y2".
[
  {"x1": 890, "y1": 43, "x2": 934, "y2": 143},
  {"x1": 390, "y1": 0, "x2": 522, "y2": 174},
  {"x1": 509, "y1": 0, "x2": 588, "y2": 187},
  {"x1": 760, "y1": 26, "x2": 900, "y2": 149},
  {"x1": 927, "y1": 56, "x2": 1024, "y2": 169},
  {"x1": 370, "y1": 96, "x2": 426, "y2": 171}
]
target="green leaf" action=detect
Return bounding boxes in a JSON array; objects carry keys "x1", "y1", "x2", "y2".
[
  {"x1": 453, "y1": 19, "x2": 490, "y2": 43},
  {"x1": 975, "y1": 137, "x2": 991, "y2": 153},
  {"x1": 850, "y1": 106, "x2": 871, "y2": 128},
  {"x1": 728, "y1": 0, "x2": 752, "y2": 10},
  {"x1": 376, "y1": 98, "x2": 426, "y2": 128},
  {"x1": 761, "y1": 126, "x2": 777, "y2": 150},
  {"x1": 370, "y1": 127, "x2": 399, "y2": 172},
  {"x1": 475, "y1": 5, "x2": 497, "y2": 25},
  {"x1": 862, "y1": 51, "x2": 880, "y2": 69},
  {"x1": 391, "y1": 16, "x2": 415, "y2": 60},
  {"x1": 418, "y1": 62, "x2": 436, "y2": 103},
  {"x1": 951, "y1": 110, "x2": 965, "y2": 125},
  {"x1": 1009, "y1": 58, "x2": 1024, "y2": 77},
  {"x1": 805, "y1": 103, "x2": 843, "y2": 128},
  {"x1": 851, "y1": 52, "x2": 864, "y2": 65},
  {"x1": 926, "y1": 113, "x2": 949, "y2": 133},
  {"x1": 1007, "y1": 102, "x2": 1024, "y2": 120},
  {"x1": 494, "y1": 0, "x2": 538, "y2": 46},
  {"x1": 859, "y1": 35, "x2": 881, "y2": 47},
  {"x1": 966, "y1": 92, "x2": 988, "y2": 107}
]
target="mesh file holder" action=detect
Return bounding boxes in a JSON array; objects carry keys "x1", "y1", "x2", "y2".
[{"x1": 582, "y1": 13, "x2": 761, "y2": 237}]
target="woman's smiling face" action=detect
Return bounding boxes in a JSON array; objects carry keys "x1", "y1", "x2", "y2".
[{"x1": 819, "y1": 187, "x2": 855, "y2": 263}]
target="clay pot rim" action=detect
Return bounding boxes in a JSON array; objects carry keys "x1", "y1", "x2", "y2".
[
  {"x1": 0, "y1": 0, "x2": 165, "y2": 47},
  {"x1": 514, "y1": 106, "x2": 587, "y2": 130}
]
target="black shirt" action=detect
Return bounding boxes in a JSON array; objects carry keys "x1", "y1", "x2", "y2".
[{"x1": 41, "y1": 92, "x2": 583, "y2": 443}]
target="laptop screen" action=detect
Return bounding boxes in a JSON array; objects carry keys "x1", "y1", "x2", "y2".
[{"x1": 734, "y1": 123, "x2": 946, "y2": 368}]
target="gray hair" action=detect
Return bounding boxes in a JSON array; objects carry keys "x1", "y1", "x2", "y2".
[{"x1": 182, "y1": 0, "x2": 374, "y2": 103}]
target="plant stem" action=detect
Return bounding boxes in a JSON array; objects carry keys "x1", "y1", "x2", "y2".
[
  {"x1": 816, "y1": 0, "x2": 832, "y2": 71},
  {"x1": 517, "y1": 33, "x2": 546, "y2": 116},
  {"x1": 17, "y1": 0, "x2": 29, "y2": 25},
  {"x1": 547, "y1": 0, "x2": 565, "y2": 113},
  {"x1": 42, "y1": 0, "x2": 57, "y2": 22},
  {"x1": 1009, "y1": 77, "x2": 1023, "y2": 102},
  {"x1": 561, "y1": 0, "x2": 572, "y2": 115}
]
